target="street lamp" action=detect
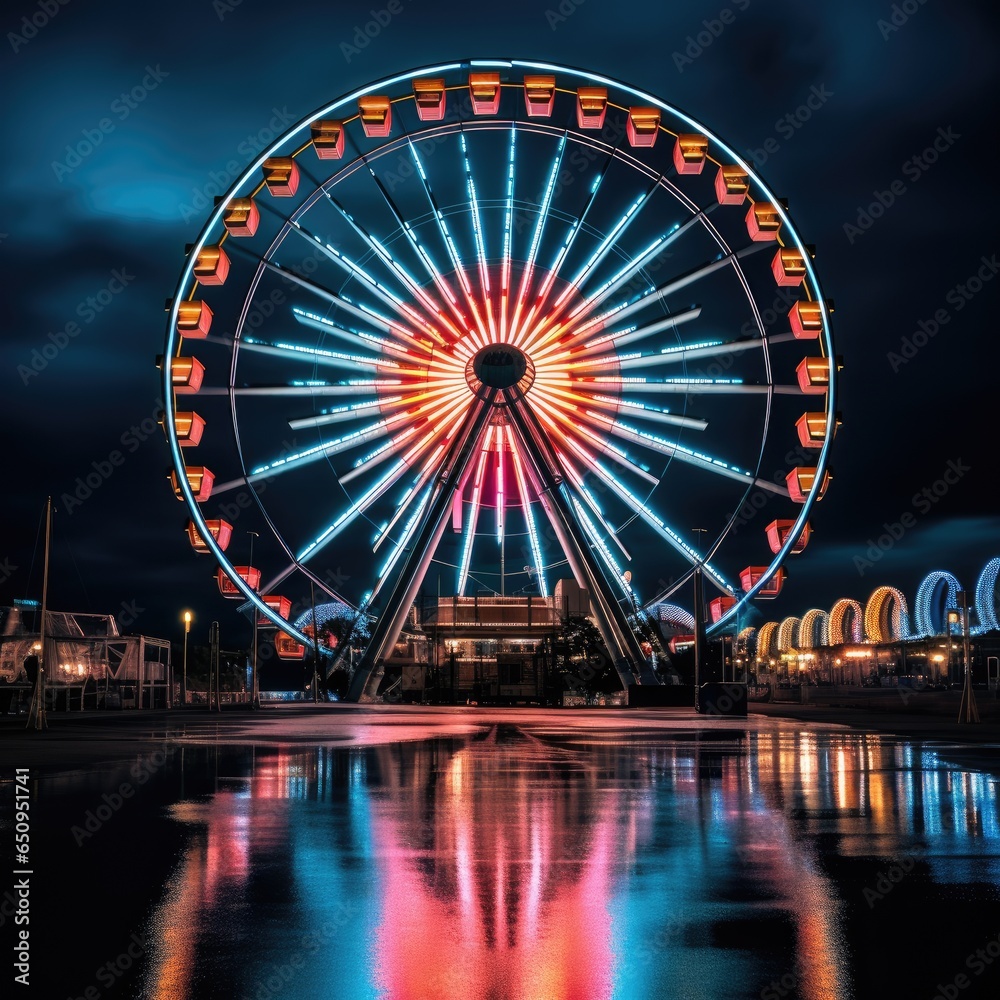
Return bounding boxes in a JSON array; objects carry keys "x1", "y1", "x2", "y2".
[
  {"x1": 953, "y1": 593, "x2": 979, "y2": 724},
  {"x1": 182, "y1": 610, "x2": 192, "y2": 706},
  {"x1": 247, "y1": 530, "x2": 260, "y2": 709},
  {"x1": 692, "y1": 527, "x2": 707, "y2": 699}
]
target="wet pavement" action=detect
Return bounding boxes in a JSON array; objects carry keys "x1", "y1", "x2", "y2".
[{"x1": 2, "y1": 707, "x2": 1000, "y2": 998}]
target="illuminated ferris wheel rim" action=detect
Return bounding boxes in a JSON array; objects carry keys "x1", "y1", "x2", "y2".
[{"x1": 163, "y1": 58, "x2": 837, "y2": 646}]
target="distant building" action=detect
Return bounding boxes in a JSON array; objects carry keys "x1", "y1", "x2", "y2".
[
  {"x1": 0, "y1": 606, "x2": 171, "y2": 712},
  {"x1": 387, "y1": 583, "x2": 589, "y2": 702}
]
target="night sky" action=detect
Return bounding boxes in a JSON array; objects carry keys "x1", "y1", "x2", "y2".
[{"x1": 2, "y1": 0, "x2": 998, "y2": 645}]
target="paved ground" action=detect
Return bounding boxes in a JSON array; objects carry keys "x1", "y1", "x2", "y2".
[{"x1": 3, "y1": 698, "x2": 999, "y2": 770}]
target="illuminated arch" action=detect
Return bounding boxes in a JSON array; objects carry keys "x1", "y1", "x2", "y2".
[
  {"x1": 864, "y1": 586, "x2": 910, "y2": 643},
  {"x1": 975, "y1": 557, "x2": 1000, "y2": 633},
  {"x1": 777, "y1": 617, "x2": 800, "y2": 653},
  {"x1": 757, "y1": 622, "x2": 779, "y2": 660},
  {"x1": 736, "y1": 626, "x2": 756, "y2": 657},
  {"x1": 829, "y1": 599, "x2": 863, "y2": 645},
  {"x1": 913, "y1": 570, "x2": 961, "y2": 637},
  {"x1": 798, "y1": 609, "x2": 829, "y2": 649},
  {"x1": 657, "y1": 604, "x2": 696, "y2": 631}
]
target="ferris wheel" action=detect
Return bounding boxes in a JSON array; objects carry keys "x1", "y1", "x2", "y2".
[{"x1": 161, "y1": 60, "x2": 838, "y2": 699}]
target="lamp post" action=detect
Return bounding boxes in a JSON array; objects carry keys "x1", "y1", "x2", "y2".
[
  {"x1": 182, "y1": 610, "x2": 192, "y2": 706},
  {"x1": 247, "y1": 531, "x2": 260, "y2": 709},
  {"x1": 692, "y1": 527, "x2": 707, "y2": 709},
  {"x1": 953, "y1": 592, "x2": 979, "y2": 724},
  {"x1": 946, "y1": 609, "x2": 960, "y2": 686}
]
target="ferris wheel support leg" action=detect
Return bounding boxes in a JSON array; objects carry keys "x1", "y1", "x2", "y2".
[
  {"x1": 502, "y1": 390, "x2": 659, "y2": 690},
  {"x1": 347, "y1": 391, "x2": 499, "y2": 703}
]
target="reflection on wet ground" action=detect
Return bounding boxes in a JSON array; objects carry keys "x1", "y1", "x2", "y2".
[{"x1": 16, "y1": 724, "x2": 1000, "y2": 999}]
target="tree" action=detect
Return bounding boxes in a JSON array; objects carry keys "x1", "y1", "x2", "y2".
[{"x1": 549, "y1": 615, "x2": 621, "y2": 697}]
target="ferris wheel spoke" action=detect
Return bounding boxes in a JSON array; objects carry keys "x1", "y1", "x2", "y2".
[
  {"x1": 288, "y1": 388, "x2": 460, "y2": 430},
  {"x1": 557, "y1": 454, "x2": 633, "y2": 563},
  {"x1": 532, "y1": 306, "x2": 704, "y2": 367},
  {"x1": 613, "y1": 332, "x2": 800, "y2": 371},
  {"x1": 337, "y1": 389, "x2": 473, "y2": 486},
  {"x1": 289, "y1": 398, "x2": 389, "y2": 431},
  {"x1": 209, "y1": 420, "x2": 420, "y2": 496},
  {"x1": 368, "y1": 484, "x2": 436, "y2": 604},
  {"x1": 549, "y1": 182, "x2": 661, "y2": 318},
  {"x1": 291, "y1": 306, "x2": 399, "y2": 353},
  {"x1": 236, "y1": 335, "x2": 391, "y2": 372},
  {"x1": 458, "y1": 130, "x2": 495, "y2": 337},
  {"x1": 553, "y1": 242, "x2": 770, "y2": 352},
  {"x1": 538, "y1": 385, "x2": 709, "y2": 432},
  {"x1": 505, "y1": 425, "x2": 549, "y2": 597},
  {"x1": 554, "y1": 438, "x2": 735, "y2": 595},
  {"x1": 198, "y1": 381, "x2": 403, "y2": 397},
  {"x1": 355, "y1": 155, "x2": 477, "y2": 342},
  {"x1": 405, "y1": 140, "x2": 491, "y2": 346},
  {"x1": 563, "y1": 210, "x2": 710, "y2": 329},
  {"x1": 498, "y1": 128, "x2": 517, "y2": 341},
  {"x1": 612, "y1": 243, "x2": 770, "y2": 328},
  {"x1": 456, "y1": 426, "x2": 496, "y2": 595},
  {"x1": 237, "y1": 223, "x2": 428, "y2": 342},
  {"x1": 581, "y1": 410, "x2": 789, "y2": 495},
  {"x1": 518, "y1": 136, "x2": 626, "y2": 344},
  {"x1": 571, "y1": 376, "x2": 796, "y2": 395},
  {"x1": 528, "y1": 392, "x2": 659, "y2": 487},
  {"x1": 252, "y1": 253, "x2": 439, "y2": 349},
  {"x1": 297, "y1": 459, "x2": 411, "y2": 564},
  {"x1": 316, "y1": 185, "x2": 458, "y2": 344},
  {"x1": 509, "y1": 133, "x2": 568, "y2": 344},
  {"x1": 291, "y1": 306, "x2": 435, "y2": 364},
  {"x1": 285, "y1": 217, "x2": 439, "y2": 334},
  {"x1": 570, "y1": 495, "x2": 633, "y2": 603}
]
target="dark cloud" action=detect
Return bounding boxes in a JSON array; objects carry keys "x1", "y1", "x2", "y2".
[{"x1": 2, "y1": 0, "x2": 999, "y2": 640}]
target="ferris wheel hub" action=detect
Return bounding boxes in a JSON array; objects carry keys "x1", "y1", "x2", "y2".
[{"x1": 466, "y1": 344, "x2": 535, "y2": 400}]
